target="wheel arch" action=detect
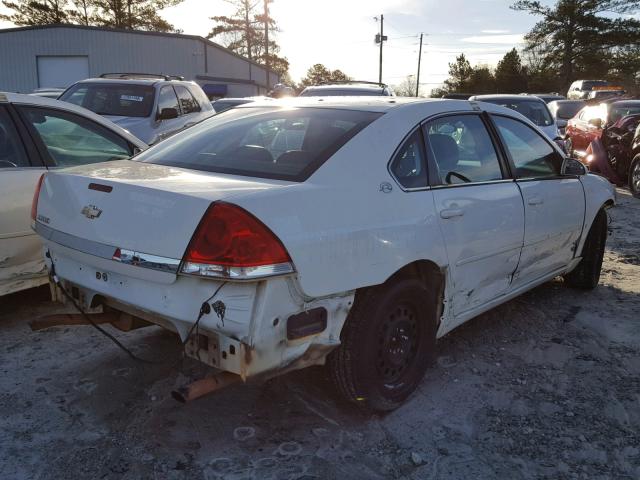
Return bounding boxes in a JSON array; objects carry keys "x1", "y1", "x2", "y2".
[{"x1": 354, "y1": 259, "x2": 447, "y2": 330}]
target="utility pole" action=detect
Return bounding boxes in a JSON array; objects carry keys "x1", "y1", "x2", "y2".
[
  {"x1": 415, "y1": 33, "x2": 423, "y2": 97},
  {"x1": 375, "y1": 14, "x2": 387, "y2": 84},
  {"x1": 264, "y1": 0, "x2": 270, "y2": 92}
]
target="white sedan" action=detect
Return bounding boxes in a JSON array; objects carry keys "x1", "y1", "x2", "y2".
[
  {"x1": 0, "y1": 92, "x2": 147, "y2": 296},
  {"x1": 32, "y1": 98, "x2": 615, "y2": 410}
]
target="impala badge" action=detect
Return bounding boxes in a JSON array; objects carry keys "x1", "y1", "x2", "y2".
[{"x1": 81, "y1": 204, "x2": 102, "y2": 219}]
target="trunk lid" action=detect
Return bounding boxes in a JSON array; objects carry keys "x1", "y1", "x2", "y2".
[{"x1": 36, "y1": 160, "x2": 292, "y2": 263}]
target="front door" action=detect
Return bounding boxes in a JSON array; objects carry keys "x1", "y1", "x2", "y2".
[
  {"x1": 490, "y1": 114, "x2": 585, "y2": 287},
  {"x1": 424, "y1": 114, "x2": 524, "y2": 317}
]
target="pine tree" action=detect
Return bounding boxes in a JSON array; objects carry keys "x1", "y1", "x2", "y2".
[
  {"x1": 443, "y1": 54, "x2": 473, "y2": 93},
  {"x1": 0, "y1": 0, "x2": 70, "y2": 25},
  {"x1": 90, "y1": 0, "x2": 182, "y2": 32},
  {"x1": 208, "y1": 0, "x2": 289, "y2": 76},
  {"x1": 298, "y1": 64, "x2": 351, "y2": 88},
  {"x1": 494, "y1": 48, "x2": 528, "y2": 93}
]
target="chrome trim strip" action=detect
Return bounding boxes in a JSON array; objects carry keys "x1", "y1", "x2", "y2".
[
  {"x1": 180, "y1": 261, "x2": 294, "y2": 280},
  {"x1": 34, "y1": 222, "x2": 181, "y2": 274}
]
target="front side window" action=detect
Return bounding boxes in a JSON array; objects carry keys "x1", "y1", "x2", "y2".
[
  {"x1": 389, "y1": 130, "x2": 427, "y2": 189},
  {"x1": 423, "y1": 114, "x2": 503, "y2": 185},
  {"x1": 0, "y1": 107, "x2": 29, "y2": 168},
  {"x1": 60, "y1": 83, "x2": 155, "y2": 117},
  {"x1": 493, "y1": 115, "x2": 561, "y2": 178},
  {"x1": 175, "y1": 85, "x2": 201, "y2": 114},
  {"x1": 18, "y1": 106, "x2": 132, "y2": 167},
  {"x1": 137, "y1": 107, "x2": 381, "y2": 181}
]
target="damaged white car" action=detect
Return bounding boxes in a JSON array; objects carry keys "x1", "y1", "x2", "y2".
[{"x1": 32, "y1": 98, "x2": 615, "y2": 410}]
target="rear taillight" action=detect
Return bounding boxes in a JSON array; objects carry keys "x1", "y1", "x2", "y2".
[
  {"x1": 31, "y1": 173, "x2": 46, "y2": 221},
  {"x1": 181, "y1": 202, "x2": 294, "y2": 280}
]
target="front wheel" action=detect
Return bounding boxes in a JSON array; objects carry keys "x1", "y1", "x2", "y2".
[
  {"x1": 329, "y1": 278, "x2": 437, "y2": 411},
  {"x1": 629, "y1": 155, "x2": 640, "y2": 198},
  {"x1": 563, "y1": 209, "x2": 607, "y2": 289}
]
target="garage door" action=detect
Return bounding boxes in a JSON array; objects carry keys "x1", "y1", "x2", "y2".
[{"x1": 37, "y1": 56, "x2": 89, "y2": 88}]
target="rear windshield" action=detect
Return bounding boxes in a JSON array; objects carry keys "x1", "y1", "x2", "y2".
[
  {"x1": 135, "y1": 107, "x2": 381, "y2": 181},
  {"x1": 480, "y1": 98, "x2": 553, "y2": 127},
  {"x1": 300, "y1": 88, "x2": 386, "y2": 97},
  {"x1": 553, "y1": 101, "x2": 585, "y2": 119},
  {"x1": 60, "y1": 83, "x2": 155, "y2": 117},
  {"x1": 610, "y1": 103, "x2": 640, "y2": 123}
]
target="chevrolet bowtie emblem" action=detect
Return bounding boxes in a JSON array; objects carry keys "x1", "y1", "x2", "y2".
[{"x1": 81, "y1": 205, "x2": 102, "y2": 219}]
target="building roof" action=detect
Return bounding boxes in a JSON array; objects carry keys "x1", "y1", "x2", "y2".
[{"x1": 0, "y1": 23, "x2": 266, "y2": 71}]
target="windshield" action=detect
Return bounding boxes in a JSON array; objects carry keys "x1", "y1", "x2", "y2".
[
  {"x1": 300, "y1": 88, "x2": 386, "y2": 97},
  {"x1": 480, "y1": 98, "x2": 553, "y2": 127},
  {"x1": 60, "y1": 83, "x2": 155, "y2": 117},
  {"x1": 610, "y1": 103, "x2": 640, "y2": 124},
  {"x1": 136, "y1": 107, "x2": 381, "y2": 181}
]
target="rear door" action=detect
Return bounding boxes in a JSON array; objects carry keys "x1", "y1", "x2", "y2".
[
  {"x1": 490, "y1": 114, "x2": 585, "y2": 288},
  {"x1": 425, "y1": 113, "x2": 524, "y2": 316},
  {"x1": 0, "y1": 104, "x2": 48, "y2": 294}
]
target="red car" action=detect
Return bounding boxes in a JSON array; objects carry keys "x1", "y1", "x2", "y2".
[{"x1": 565, "y1": 99, "x2": 640, "y2": 160}]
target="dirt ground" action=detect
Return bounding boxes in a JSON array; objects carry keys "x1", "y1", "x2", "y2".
[{"x1": 1, "y1": 189, "x2": 638, "y2": 480}]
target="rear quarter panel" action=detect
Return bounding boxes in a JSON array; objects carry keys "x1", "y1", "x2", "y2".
[
  {"x1": 577, "y1": 173, "x2": 616, "y2": 254},
  {"x1": 233, "y1": 102, "x2": 470, "y2": 298}
]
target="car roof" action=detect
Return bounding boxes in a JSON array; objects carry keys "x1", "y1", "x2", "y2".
[
  {"x1": 234, "y1": 96, "x2": 530, "y2": 119},
  {"x1": 0, "y1": 91, "x2": 148, "y2": 148}
]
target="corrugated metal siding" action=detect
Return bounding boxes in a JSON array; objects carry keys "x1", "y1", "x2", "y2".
[{"x1": 0, "y1": 27, "x2": 278, "y2": 93}]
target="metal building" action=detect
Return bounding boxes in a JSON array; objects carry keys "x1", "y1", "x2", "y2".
[{"x1": 0, "y1": 24, "x2": 279, "y2": 97}]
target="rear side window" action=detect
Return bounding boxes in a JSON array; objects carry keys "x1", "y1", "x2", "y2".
[
  {"x1": 389, "y1": 130, "x2": 427, "y2": 189},
  {"x1": 18, "y1": 106, "x2": 133, "y2": 167},
  {"x1": 136, "y1": 107, "x2": 381, "y2": 181},
  {"x1": 493, "y1": 116, "x2": 561, "y2": 178},
  {"x1": 0, "y1": 107, "x2": 30, "y2": 168},
  {"x1": 175, "y1": 85, "x2": 201, "y2": 114},
  {"x1": 157, "y1": 86, "x2": 180, "y2": 116},
  {"x1": 423, "y1": 114, "x2": 503, "y2": 185},
  {"x1": 60, "y1": 83, "x2": 155, "y2": 117}
]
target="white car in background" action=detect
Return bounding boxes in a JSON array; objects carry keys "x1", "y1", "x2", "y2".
[
  {"x1": 470, "y1": 94, "x2": 561, "y2": 142},
  {"x1": 0, "y1": 92, "x2": 147, "y2": 296},
  {"x1": 58, "y1": 74, "x2": 214, "y2": 145},
  {"x1": 33, "y1": 98, "x2": 614, "y2": 410}
]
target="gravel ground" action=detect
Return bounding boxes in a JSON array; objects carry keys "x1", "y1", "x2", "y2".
[{"x1": 1, "y1": 189, "x2": 638, "y2": 480}]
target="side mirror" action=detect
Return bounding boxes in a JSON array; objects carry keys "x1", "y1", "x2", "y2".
[
  {"x1": 158, "y1": 107, "x2": 178, "y2": 121},
  {"x1": 588, "y1": 118, "x2": 602, "y2": 128},
  {"x1": 561, "y1": 157, "x2": 587, "y2": 176}
]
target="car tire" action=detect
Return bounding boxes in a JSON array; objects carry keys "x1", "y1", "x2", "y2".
[
  {"x1": 629, "y1": 155, "x2": 640, "y2": 198},
  {"x1": 328, "y1": 278, "x2": 437, "y2": 411},
  {"x1": 563, "y1": 209, "x2": 607, "y2": 289}
]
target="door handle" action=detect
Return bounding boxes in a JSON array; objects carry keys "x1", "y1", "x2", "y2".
[
  {"x1": 528, "y1": 197, "x2": 544, "y2": 206},
  {"x1": 440, "y1": 208, "x2": 464, "y2": 219}
]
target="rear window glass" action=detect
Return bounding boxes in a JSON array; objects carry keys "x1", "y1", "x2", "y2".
[
  {"x1": 551, "y1": 101, "x2": 584, "y2": 119},
  {"x1": 60, "y1": 83, "x2": 155, "y2": 117},
  {"x1": 135, "y1": 107, "x2": 381, "y2": 181},
  {"x1": 479, "y1": 98, "x2": 553, "y2": 127},
  {"x1": 610, "y1": 103, "x2": 640, "y2": 124}
]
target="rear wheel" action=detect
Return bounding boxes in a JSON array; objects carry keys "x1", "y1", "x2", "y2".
[
  {"x1": 629, "y1": 155, "x2": 640, "y2": 198},
  {"x1": 563, "y1": 209, "x2": 607, "y2": 289},
  {"x1": 329, "y1": 278, "x2": 436, "y2": 411}
]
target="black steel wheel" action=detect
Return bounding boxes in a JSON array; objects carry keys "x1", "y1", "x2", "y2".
[{"x1": 329, "y1": 278, "x2": 436, "y2": 411}]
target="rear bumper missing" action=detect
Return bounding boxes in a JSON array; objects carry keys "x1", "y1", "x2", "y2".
[{"x1": 43, "y1": 239, "x2": 355, "y2": 380}]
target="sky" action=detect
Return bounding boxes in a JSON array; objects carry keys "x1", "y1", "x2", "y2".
[
  {"x1": 159, "y1": 0, "x2": 545, "y2": 91},
  {"x1": 0, "y1": 0, "x2": 573, "y2": 91}
]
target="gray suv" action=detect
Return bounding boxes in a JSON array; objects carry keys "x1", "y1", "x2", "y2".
[{"x1": 59, "y1": 73, "x2": 214, "y2": 144}]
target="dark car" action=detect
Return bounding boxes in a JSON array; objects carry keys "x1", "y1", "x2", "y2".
[
  {"x1": 588, "y1": 113, "x2": 640, "y2": 196},
  {"x1": 299, "y1": 81, "x2": 394, "y2": 97}
]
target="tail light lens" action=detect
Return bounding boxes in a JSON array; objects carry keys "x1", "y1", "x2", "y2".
[
  {"x1": 181, "y1": 202, "x2": 294, "y2": 280},
  {"x1": 31, "y1": 173, "x2": 46, "y2": 221}
]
